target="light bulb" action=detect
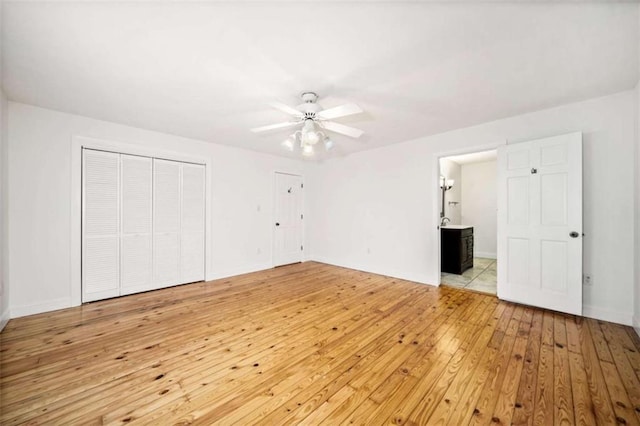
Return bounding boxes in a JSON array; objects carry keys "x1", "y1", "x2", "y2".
[
  {"x1": 304, "y1": 132, "x2": 320, "y2": 145},
  {"x1": 324, "y1": 137, "x2": 334, "y2": 151},
  {"x1": 302, "y1": 144, "x2": 314, "y2": 156},
  {"x1": 282, "y1": 137, "x2": 294, "y2": 151},
  {"x1": 302, "y1": 119, "x2": 320, "y2": 145}
]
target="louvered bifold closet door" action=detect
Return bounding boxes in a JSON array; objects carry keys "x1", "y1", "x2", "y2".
[
  {"x1": 180, "y1": 163, "x2": 205, "y2": 284},
  {"x1": 153, "y1": 159, "x2": 181, "y2": 289},
  {"x1": 82, "y1": 150, "x2": 120, "y2": 302},
  {"x1": 120, "y1": 155, "x2": 153, "y2": 295}
]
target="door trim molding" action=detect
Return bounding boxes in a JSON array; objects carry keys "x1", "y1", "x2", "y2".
[
  {"x1": 70, "y1": 135, "x2": 213, "y2": 308},
  {"x1": 431, "y1": 141, "x2": 506, "y2": 286},
  {"x1": 272, "y1": 171, "x2": 304, "y2": 268}
]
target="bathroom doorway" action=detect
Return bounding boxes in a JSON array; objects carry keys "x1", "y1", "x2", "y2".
[{"x1": 438, "y1": 149, "x2": 498, "y2": 295}]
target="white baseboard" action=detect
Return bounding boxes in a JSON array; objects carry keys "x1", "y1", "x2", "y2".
[
  {"x1": 0, "y1": 307, "x2": 10, "y2": 332},
  {"x1": 11, "y1": 297, "x2": 72, "y2": 319},
  {"x1": 633, "y1": 315, "x2": 640, "y2": 339},
  {"x1": 7, "y1": 263, "x2": 277, "y2": 318},
  {"x1": 208, "y1": 262, "x2": 273, "y2": 282},
  {"x1": 8, "y1": 263, "x2": 276, "y2": 319},
  {"x1": 583, "y1": 304, "x2": 633, "y2": 326},
  {"x1": 475, "y1": 252, "x2": 497, "y2": 260},
  {"x1": 311, "y1": 256, "x2": 437, "y2": 287}
]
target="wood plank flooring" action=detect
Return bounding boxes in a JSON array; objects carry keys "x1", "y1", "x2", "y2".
[{"x1": 1, "y1": 261, "x2": 640, "y2": 425}]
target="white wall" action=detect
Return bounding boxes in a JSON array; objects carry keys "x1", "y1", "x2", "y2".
[
  {"x1": 7, "y1": 102, "x2": 309, "y2": 317},
  {"x1": 310, "y1": 90, "x2": 636, "y2": 325},
  {"x1": 0, "y1": 0, "x2": 10, "y2": 331},
  {"x1": 0, "y1": 92, "x2": 8, "y2": 330},
  {"x1": 634, "y1": 11, "x2": 640, "y2": 337},
  {"x1": 461, "y1": 160, "x2": 497, "y2": 259},
  {"x1": 438, "y1": 158, "x2": 461, "y2": 224},
  {"x1": 634, "y1": 81, "x2": 640, "y2": 335}
]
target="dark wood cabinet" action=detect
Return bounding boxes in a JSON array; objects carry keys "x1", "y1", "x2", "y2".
[{"x1": 441, "y1": 227, "x2": 474, "y2": 274}]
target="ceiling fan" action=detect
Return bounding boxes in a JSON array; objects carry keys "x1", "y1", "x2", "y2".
[{"x1": 251, "y1": 92, "x2": 364, "y2": 156}]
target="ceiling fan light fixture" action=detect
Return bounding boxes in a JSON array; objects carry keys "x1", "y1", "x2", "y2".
[
  {"x1": 302, "y1": 119, "x2": 320, "y2": 145},
  {"x1": 324, "y1": 136, "x2": 334, "y2": 151},
  {"x1": 302, "y1": 144, "x2": 314, "y2": 156},
  {"x1": 303, "y1": 131, "x2": 320, "y2": 145}
]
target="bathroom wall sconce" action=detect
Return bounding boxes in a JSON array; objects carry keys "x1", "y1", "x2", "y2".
[
  {"x1": 440, "y1": 176, "x2": 454, "y2": 218},
  {"x1": 440, "y1": 177, "x2": 454, "y2": 191}
]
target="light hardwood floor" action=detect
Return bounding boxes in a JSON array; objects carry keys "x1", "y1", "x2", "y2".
[{"x1": 1, "y1": 262, "x2": 640, "y2": 425}]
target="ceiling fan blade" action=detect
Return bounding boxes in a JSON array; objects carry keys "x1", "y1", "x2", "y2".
[
  {"x1": 269, "y1": 102, "x2": 304, "y2": 117},
  {"x1": 250, "y1": 121, "x2": 300, "y2": 133},
  {"x1": 316, "y1": 103, "x2": 363, "y2": 120},
  {"x1": 321, "y1": 121, "x2": 364, "y2": 138}
]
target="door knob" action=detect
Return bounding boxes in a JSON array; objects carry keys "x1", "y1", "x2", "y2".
[
  {"x1": 569, "y1": 231, "x2": 579, "y2": 238},
  {"x1": 275, "y1": 222, "x2": 280, "y2": 226}
]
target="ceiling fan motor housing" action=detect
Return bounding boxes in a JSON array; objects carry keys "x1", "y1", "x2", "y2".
[
  {"x1": 298, "y1": 92, "x2": 322, "y2": 116},
  {"x1": 300, "y1": 91, "x2": 318, "y2": 103},
  {"x1": 298, "y1": 103, "x2": 321, "y2": 115}
]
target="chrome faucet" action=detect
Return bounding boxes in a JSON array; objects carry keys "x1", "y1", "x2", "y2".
[{"x1": 441, "y1": 217, "x2": 450, "y2": 227}]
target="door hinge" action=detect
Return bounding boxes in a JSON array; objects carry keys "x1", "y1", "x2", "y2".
[
  {"x1": 301, "y1": 183, "x2": 304, "y2": 189},
  {"x1": 301, "y1": 214, "x2": 304, "y2": 219},
  {"x1": 301, "y1": 245, "x2": 304, "y2": 251}
]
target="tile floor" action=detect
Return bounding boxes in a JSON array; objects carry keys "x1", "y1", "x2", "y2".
[{"x1": 441, "y1": 257, "x2": 497, "y2": 295}]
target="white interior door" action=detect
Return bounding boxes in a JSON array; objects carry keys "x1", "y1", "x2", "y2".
[
  {"x1": 153, "y1": 159, "x2": 181, "y2": 289},
  {"x1": 82, "y1": 149, "x2": 120, "y2": 302},
  {"x1": 120, "y1": 155, "x2": 153, "y2": 295},
  {"x1": 180, "y1": 163, "x2": 205, "y2": 284},
  {"x1": 497, "y1": 132, "x2": 582, "y2": 315},
  {"x1": 273, "y1": 172, "x2": 303, "y2": 267}
]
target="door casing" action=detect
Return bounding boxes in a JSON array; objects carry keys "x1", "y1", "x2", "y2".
[{"x1": 273, "y1": 172, "x2": 304, "y2": 267}]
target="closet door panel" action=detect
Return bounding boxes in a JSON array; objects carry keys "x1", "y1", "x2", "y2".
[
  {"x1": 181, "y1": 232, "x2": 204, "y2": 284},
  {"x1": 153, "y1": 233, "x2": 180, "y2": 287},
  {"x1": 153, "y1": 159, "x2": 181, "y2": 288},
  {"x1": 121, "y1": 235, "x2": 153, "y2": 294},
  {"x1": 122, "y1": 155, "x2": 152, "y2": 234},
  {"x1": 120, "y1": 155, "x2": 153, "y2": 294},
  {"x1": 82, "y1": 150, "x2": 120, "y2": 302},
  {"x1": 154, "y1": 159, "x2": 180, "y2": 233},
  {"x1": 84, "y1": 237, "x2": 119, "y2": 300},
  {"x1": 181, "y1": 164, "x2": 205, "y2": 283},
  {"x1": 181, "y1": 164, "x2": 205, "y2": 232},
  {"x1": 83, "y1": 151, "x2": 206, "y2": 301}
]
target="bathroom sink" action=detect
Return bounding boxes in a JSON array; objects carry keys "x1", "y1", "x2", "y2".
[{"x1": 440, "y1": 224, "x2": 473, "y2": 229}]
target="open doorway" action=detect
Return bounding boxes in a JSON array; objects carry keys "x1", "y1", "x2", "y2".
[{"x1": 439, "y1": 150, "x2": 497, "y2": 295}]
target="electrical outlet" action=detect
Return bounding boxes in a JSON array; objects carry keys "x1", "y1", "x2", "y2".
[{"x1": 583, "y1": 274, "x2": 592, "y2": 286}]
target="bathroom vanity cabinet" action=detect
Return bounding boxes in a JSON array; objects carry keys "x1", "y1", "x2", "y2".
[{"x1": 441, "y1": 226, "x2": 474, "y2": 274}]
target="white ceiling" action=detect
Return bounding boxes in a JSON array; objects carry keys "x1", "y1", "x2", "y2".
[{"x1": 3, "y1": 2, "x2": 638, "y2": 159}]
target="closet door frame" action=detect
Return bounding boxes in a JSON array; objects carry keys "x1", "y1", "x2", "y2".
[{"x1": 71, "y1": 136, "x2": 212, "y2": 307}]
